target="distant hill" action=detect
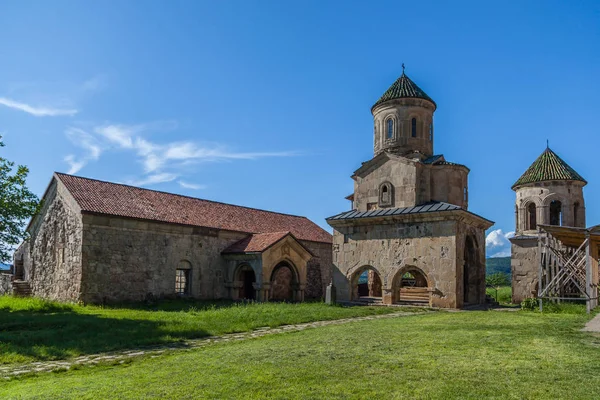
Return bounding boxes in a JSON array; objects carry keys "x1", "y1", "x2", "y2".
[{"x1": 486, "y1": 257, "x2": 511, "y2": 276}]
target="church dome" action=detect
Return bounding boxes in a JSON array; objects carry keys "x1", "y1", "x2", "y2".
[
  {"x1": 512, "y1": 147, "x2": 587, "y2": 190},
  {"x1": 372, "y1": 70, "x2": 436, "y2": 110}
]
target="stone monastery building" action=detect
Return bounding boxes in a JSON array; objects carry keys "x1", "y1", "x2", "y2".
[
  {"x1": 5, "y1": 173, "x2": 332, "y2": 303},
  {"x1": 510, "y1": 147, "x2": 587, "y2": 303},
  {"x1": 327, "y1": 69, "x2": 493, "y2": 308}
]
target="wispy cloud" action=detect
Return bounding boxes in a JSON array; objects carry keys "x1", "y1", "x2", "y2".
[
  {"x1": 64, "y1": 121, "x2": 299, "y2": 186},
  {"x1": 178, "y1": 180, "x2": 207, "y2": 190},
  {"x1": 64, "y1": 128, "x2": 103, "y2": 174},
  {"x1": 128, "y1": 173, "x2": 178, "y2": 186},
  {"x1": 0, "y1": 97, "x2": 78, "y2": 117}
]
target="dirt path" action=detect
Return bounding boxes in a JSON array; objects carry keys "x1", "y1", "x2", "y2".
[{"x1": 0, "y1": 311, "x2": 423, "y2": 379}]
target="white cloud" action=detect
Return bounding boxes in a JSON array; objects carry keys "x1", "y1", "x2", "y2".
[
  {"x1": 64, "y1": 121, "x2": 299, "y2": 186},
  {"x1": 486, "y1": 229, "x2": 515, "y2": 258},
  {"x1": 128, "y1": 173, "x2": 178, "y2": 186},
  {"x1": 178, "y1": 181, "x2": 206, "y2": 190},
  {"x1": 64, "y1": 128, "x2": 103, "y2": 174},
  {"x1": 0, "y1": 97, "x2": 78, "y2": 117}
]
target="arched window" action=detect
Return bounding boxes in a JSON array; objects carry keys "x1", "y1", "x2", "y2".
[
  {"x1": 411, "y1": 118, "x2": 417, "y2": 137},
  {"x1": 429, "y1": 123, "x2": 433, "y2": 141},
  {"x1": 527, "y1": 203, "x2": 537, "y2": 230},
  {"x1": 574, "y1": 202, "x2": 580, "y2": 226},
  {"x1": 379, "y1": 182, "x2": 393, "y2": 207},
  {"x1": 463, "y1": 187, "x2": 468, "y2": 203},
  {"x1": 387, "y1": 119, "x2": 393, "y2": 139},
  {"x1": 550, "y1": 200, "x2": 562, "y2": 226}
]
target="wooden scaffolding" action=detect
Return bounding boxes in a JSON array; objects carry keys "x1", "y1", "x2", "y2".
[{"x1": 538, "y1": 225, "x2": 600, "y2": 313}]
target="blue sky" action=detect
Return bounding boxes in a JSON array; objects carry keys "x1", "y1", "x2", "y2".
[{"x1": 1, "y1": 1, "x2": 598, "y2": 258}]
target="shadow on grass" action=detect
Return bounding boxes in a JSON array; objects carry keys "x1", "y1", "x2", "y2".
[{"x1": 0, "y1": 308, "x2": 208, "y2": 364}]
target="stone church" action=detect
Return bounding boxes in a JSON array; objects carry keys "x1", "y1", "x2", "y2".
[
  {"x1": 510, "y1": 147, "x2": 587, "y2": 303},
  {"x1": 3, "y1": 173, "x2": 332, "y2": 303},
  {"x1": 327, "y1": 69, "x2": 493, "y2": 308}
]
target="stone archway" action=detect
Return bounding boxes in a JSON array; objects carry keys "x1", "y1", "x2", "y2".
[
  {"x1": 270, "y1": 261, "x2": 299, "y2": 302},
  {"x1": 463, "y1": 235, "x2": 481, "y2": 305},
  {"x1": 392, "y1": 267, "x2": 430, "y2": 304},
  {"x1": 349, "y1": 266, "x2": 383, "y2": 301},
  {"x1": 235, "y1": 264, "x2": 256, "y2": 300}
]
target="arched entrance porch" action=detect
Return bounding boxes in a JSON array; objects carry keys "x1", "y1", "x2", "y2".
[
  {"x1": 350, "y1": 266, "x2": 383, "y2": 302},
  {"x1": 392, "y1": 267, "x2": 430, "y2": 304},
  {"x1": 270, "y1": 261, "x2": 300, "y2": 302},
  {"x1": 235, "y1": 264, "x2": 256, "y2": 300},
  {"x1": 463, "y1": 235, "x2": 482, "y2": 305}
]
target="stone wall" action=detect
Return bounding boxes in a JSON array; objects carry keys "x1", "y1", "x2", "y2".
[
  {"x1": 511, "y1": 237, "x2": 539, "y2": 303},
  {"x1": 301, "y1": 240, "x2": 332, "y2": 299},
  {"x1": 80, "y1": 214, "x2": 248, "y2": 303},
  {"x1": 353, "y1": 156, "x2": 418, "y2": 210},
  {"x1": 0, "y1": 273, "x2": 12, "y2": 295},
  {"x1": 430, "y1": 165, "x2": 469, "y2": 209},
  {"x1": 331, "y1": 216, "x2": 461, "y2": 308},
  {"x1": 22, "y1": 178, "x2": 84, "y2": 302}
]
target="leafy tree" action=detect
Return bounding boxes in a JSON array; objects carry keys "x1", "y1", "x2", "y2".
[
  {"x1": 486, "y1": 272, "x2": 510, "y2": 288},
  {"x1": 0, "y1": 137, "x2": 38, "y2": 263}
]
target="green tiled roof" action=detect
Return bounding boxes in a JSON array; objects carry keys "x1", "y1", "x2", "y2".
[
  {"x1": 512, "y1": 148, "x2": 586, "y2": 189},
  {"x1": 372, "y1": 72, "x2": 436, "y2": 109}
]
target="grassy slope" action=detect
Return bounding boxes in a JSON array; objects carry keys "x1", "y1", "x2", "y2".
[
  {"x1": 2, "y1": 310, "x2": 599, "y2": 399},
  {"x1": 486, "y1": 257, "x2": 511, "y2": 276},
  {"x1": 0, "y1": 296, "x2": 401, "y2": 365}
]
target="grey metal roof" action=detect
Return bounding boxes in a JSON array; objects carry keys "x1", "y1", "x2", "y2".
[{"x1": 326, "y1": 202, "x2": 462, "y2": 221}]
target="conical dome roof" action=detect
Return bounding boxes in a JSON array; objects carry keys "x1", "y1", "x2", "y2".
[
  {"x1": 512, "y1": 147, "x2": 586, "y2": 189},
  {"x1": 372, "y1": 71, "x2": 436, "y2": 109}
]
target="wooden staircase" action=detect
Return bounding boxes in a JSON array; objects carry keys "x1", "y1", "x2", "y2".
[{"x1": 12, "y1": 280, "x2": 32, "y2": 297}]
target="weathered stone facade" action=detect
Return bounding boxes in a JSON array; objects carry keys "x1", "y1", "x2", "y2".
[
  {"x1": 510, "y1": 237, "x2": 538, "y2": 303},
  {"x1": 328, "y1": 70, "x2": 493, "y2": 308},
  {"x1": 5, "y1": 174, "x2": 332, "y2": 303}
]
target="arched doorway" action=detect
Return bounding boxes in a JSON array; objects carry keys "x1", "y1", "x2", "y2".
[
  {"x1": 393, "y1": 268, "x2": 429, "y2": 304},
  {"x1": 350, "y1": 266, "x2": 382, "y2": 301},
  {"x1": 463, "y1": 235, "x2": 480, "y2": 305},
  {"x1": 236, "y1": 265, "x2": 256, "y2": 300},
  {"x1": 270, "y1": 261, "x2": 298, "y2": 302}
]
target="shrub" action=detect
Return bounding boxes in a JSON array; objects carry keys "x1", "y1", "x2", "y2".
[
  {"x1": 521, "y1": 297, "x2": 538, "y2": 310},
  {"x1": 486, "y1": 272, "x2": 510, "y2": 287}
]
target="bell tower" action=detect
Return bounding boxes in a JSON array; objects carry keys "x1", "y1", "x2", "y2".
[{"x1": 372, "y1": 65, "x2": 436, "y2": 159}]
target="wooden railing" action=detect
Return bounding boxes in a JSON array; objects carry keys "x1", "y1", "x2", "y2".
[{"x1": 398, "y1": 287, "x2": 430, "y2": 303}]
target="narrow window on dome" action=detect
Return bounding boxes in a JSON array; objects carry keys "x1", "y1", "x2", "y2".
[
  {"x1": 387, "y1": 119, "x2": 393, "y2": 139},
  {"x1": 429, "y1": 123, "x2": 433, "y2": 141},
  {"x1": 411, "y1": 118, "x2": 417, "y2": 137}
]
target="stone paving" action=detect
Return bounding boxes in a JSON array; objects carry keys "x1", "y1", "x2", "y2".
[
  {"x1": 0, "y1": 311, "x2": 423, "y2": 379},
  {"x1": 582, "y1": 312, "x2": 600, "y2": 333}
]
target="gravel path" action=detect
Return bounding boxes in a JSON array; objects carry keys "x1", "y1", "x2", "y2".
[{"x1": 0, "y1": 311, "x2": 423, "y2": 379}]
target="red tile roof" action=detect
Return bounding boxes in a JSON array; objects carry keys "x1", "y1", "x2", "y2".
[
  {"x1": 55, "y1": 173, "x2": 332, "y2": 243},
  {"x1": 222, "y1": 231, "x2": 291, "y2": 254}
]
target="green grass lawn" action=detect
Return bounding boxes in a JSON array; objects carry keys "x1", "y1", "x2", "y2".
[
  {"x1": 486, "y1": 285, "x2": 512, "y2": 304},
  {"x1": 2, "y1": 308, "x2": 599, "y2": 399},
  {"x1": 0, "y1": 296, "x2": 402, "y2": 365}
]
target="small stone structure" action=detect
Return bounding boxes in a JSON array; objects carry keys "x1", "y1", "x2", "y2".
[
  {"x1": 510, "y1": 147, "x2": 587, "y2": 303},
  {"x1": 3, "y1": 174, "x2": 332, "y2": 303},
  {"x1": 327, "y1": 69, "x2": 493, "y2": 308}
]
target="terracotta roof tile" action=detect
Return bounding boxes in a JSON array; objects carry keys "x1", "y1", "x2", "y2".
[
  {"x1": 222, "y1": 231, "x2": 291, "y2": 254},
  {"x1": 55, "y1": 173, "x2": 332, "y2": 243},
  {"x1": 512, "y1": 148, "x2": 586, "y2": 189}
]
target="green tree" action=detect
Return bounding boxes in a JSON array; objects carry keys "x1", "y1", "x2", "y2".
[
  {"x1": 0, "y1": 137, "x2": 38, "y2": 263},
  {"x1": 486, "y1": 272, "x2": 510, "y2": 288}
]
